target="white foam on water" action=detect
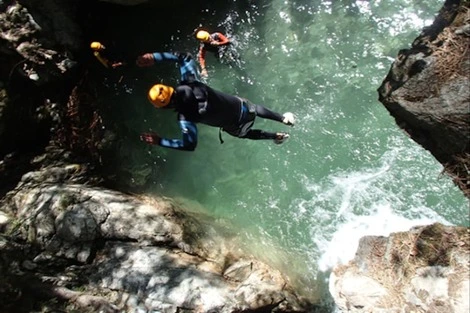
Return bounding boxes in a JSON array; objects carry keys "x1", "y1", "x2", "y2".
[
  {"x1": 332, "y1": 162, "x2": 391, "y2": 218},
  {"x1": 292, "y1": 134, "x2": 460, "y2": 275},
  {"x1": 316, "y1": 202, "x2": 450, "y2": 272},
  {"x1": 310, "y1": 141, "x2": 455, "y2": 273}
]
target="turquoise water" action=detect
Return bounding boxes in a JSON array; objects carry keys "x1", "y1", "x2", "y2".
[{"x1": 96, "y1": 0, "x2": 469, "y2": 305}]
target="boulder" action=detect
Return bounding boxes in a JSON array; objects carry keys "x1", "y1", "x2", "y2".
[
  {"x1": 0, "y1": 163, "x2": 315, "y2": 313},
  {"x1": 329, "y1": 223, "x2": 470, "y2": 313},
  {"x1": 378, "y1": 0, "x2": 470, "y2": 197}
]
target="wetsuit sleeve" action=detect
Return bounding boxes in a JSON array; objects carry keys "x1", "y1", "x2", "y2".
[
  {"x1": 197, "y1": 45, "x2": 206, "y2": 70},
  {"x1": 158, "y1": 119, "x2": 198, "y2": 151},
  {"x1": 178, "y1": 53, "x2": 201, "y2": 82},
  {"x1": 214, "y1": 33, "x2": 230, "y2": 45},
  {"x1": 151, "y1": 52, "x2": 179, "y2": 62},
  {"x1": 152, "y1": 51, "x2": 200, "y2": 82}
]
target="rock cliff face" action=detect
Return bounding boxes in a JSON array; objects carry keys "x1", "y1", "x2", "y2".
[
  {"x1": 330, "y1": 1, "x2": 470, "y2": 312},
  {"x1": 0, "y1": 159, "x2": 314, "y2": 312},
  {"x1": 378, "y1": 0, "x2": 470, "y2": 197},
  {"x1": 0, "y1": 0, "x2": 84, "y2": 177}
]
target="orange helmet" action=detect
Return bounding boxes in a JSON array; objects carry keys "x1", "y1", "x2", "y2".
[
  {"x1": 148, "y1": 84, "x2": 174, "y2": 108},
  {"x1": 196, "y1": 30, "x2": 211, "y2": 42},
  {"x1": 90, "y1": 42, "x2": 104, "y2": 51}
]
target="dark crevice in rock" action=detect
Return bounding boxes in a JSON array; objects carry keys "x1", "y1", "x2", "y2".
[
  {"x1": 0, "y1": 152, "x2": 38, "y2": 200},
  {"x1": 98, "y1": 237, "x2": 139, "y2": 244},
  {"x1": 238, "y1": 300, "x2": 287, "y2": 313},
  {"x1": 2, "y1": 273, "x2": 118, "y2": 313}
]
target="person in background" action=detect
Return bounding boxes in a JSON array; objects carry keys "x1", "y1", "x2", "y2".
[
  {"x1": 136, "y1": 51, "x2": 295, "y2": 151},
  {"x1": 90, "y1": 41, "x2": 126, "y2": 69},
  {"x1": 194, "y1": 29, "x2": 232, "y2": 78}
]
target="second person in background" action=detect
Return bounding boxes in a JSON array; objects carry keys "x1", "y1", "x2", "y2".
[{"x1": 194, "y1": 29, "x2": 238, "y2": 78}]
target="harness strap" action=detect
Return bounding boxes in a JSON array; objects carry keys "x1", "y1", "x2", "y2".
[
  {"x1": 219, "y1": 128, "x2": 224, "y2": 144},
  {"x1": 188, "y1": 82, "x2": 208, "y2": 114}
]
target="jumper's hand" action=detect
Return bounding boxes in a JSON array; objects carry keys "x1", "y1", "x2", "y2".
[
  {"x1": 111, "y1": 62, "x2": 124, "y2": 68},
  {"x1": 136, "y1": 53, "x2": 155, "y2": 67},
  {"x1": 140, "y1": 132, "x2": 161, "y2": 145},
  {"x1": 201, "y1": 68, "x2": 208, "y2": 78}
]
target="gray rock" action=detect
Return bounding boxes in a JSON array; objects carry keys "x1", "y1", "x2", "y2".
[
  {"x1": 329, "y1": 223, "x2": 470, "y2": 313},
  {"x1": 55, "y1": 205, "x2": 99, "y2": 242},
  {"x1": 378, "y1": 0, "x2": 470, "y2": 197},
  {"x1": 1, "y1": 164, "x2": 315, "y2": 312}
]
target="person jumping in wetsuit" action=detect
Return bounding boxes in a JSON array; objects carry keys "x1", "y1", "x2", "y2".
[{"x1": 136, "y1": 51, "x2": 295, "y2": 151}]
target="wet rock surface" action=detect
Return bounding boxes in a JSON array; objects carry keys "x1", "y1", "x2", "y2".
[{"x1": 378, "y1": 0, "x2": 470, "y2": 197}]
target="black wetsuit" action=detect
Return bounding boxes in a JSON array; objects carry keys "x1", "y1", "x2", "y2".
[
  {"x1": 173, "y1": 81, "x2": 283, "y2": 140},
  {"x1": 149, "y1": 52, "x2": 284, "y2": 151}
]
